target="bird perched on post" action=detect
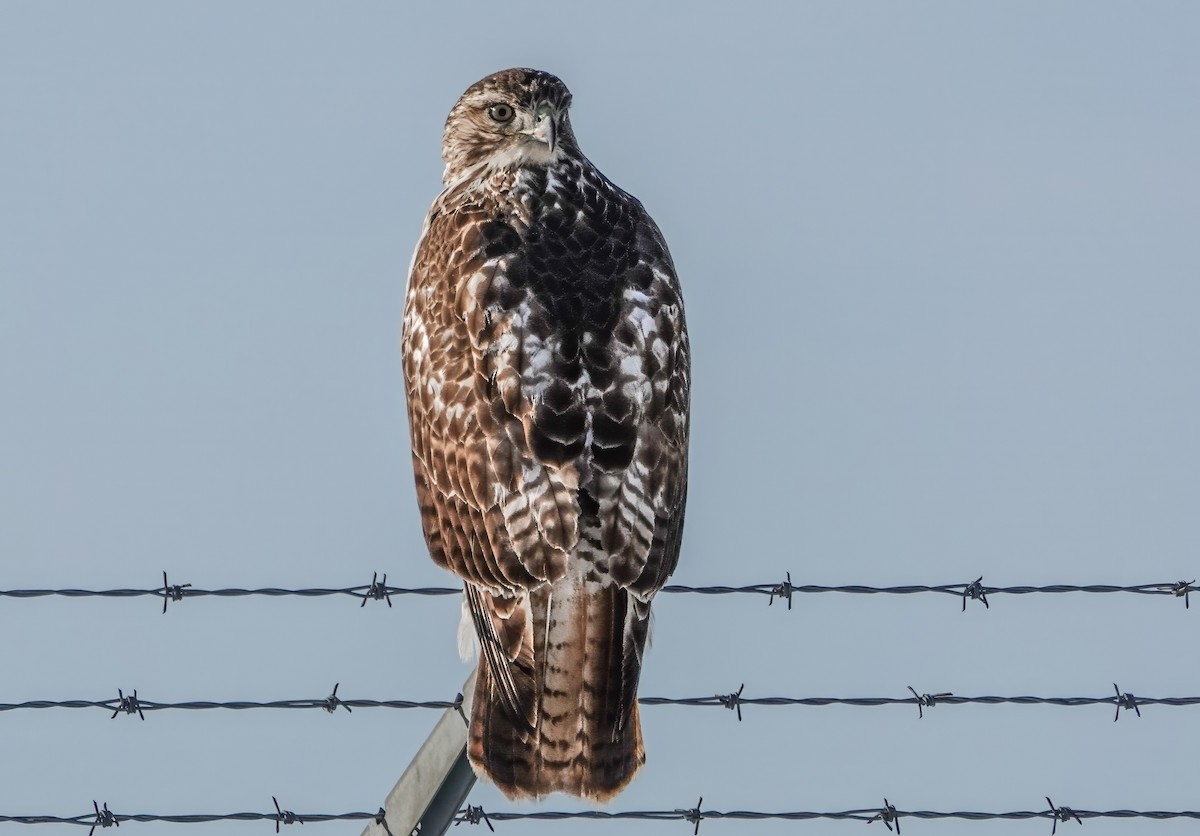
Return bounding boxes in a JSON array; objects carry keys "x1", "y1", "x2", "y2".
[{"x1": 402, "y1": 68, "x2": 690, "y2": 801}]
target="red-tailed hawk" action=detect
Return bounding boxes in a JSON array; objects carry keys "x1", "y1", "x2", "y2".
[{"x1": 402, "y1": 68, "x2": 690, "y2": 801}]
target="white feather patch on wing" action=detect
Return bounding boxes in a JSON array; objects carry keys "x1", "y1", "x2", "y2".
[{"x1": 458, "y1": 593, "x2": 480, "y2": 662}]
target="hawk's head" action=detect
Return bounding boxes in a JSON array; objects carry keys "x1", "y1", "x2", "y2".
[{"x1": 441, "y1": 68, "x2": 577, "y2": 184}]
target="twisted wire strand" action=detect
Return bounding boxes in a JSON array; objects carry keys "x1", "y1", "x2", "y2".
[
  {"x1": 0, "y1": 579, "x2": 1191, "y2": 601},
  {"x1": 0, "y1": 812, "x2": 375, "y2": 825},
  {"x1": 5, "y1": 805, "x2": 1199, "y2": 827},
  {"x1": 2, "y1": 691, "x2": 1195, "y2": 714},
  {"x1": 0, "y1": 585, "x2": 458, "y2": 600},
  {"x1": 470, "y1": 807, "x2": 1200, "y2": 823},
  {"x1": 0, "y1": 697, "x2": 458, "y2": 712}
]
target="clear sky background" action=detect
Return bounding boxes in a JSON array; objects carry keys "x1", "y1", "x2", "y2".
[{"x1": 1, "y1": 2, "x2": 1198, "y2": 834}]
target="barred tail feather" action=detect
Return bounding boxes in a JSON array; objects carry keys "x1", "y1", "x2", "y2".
[{"x1": 467, "y1": 579, "x2": 648, "y2": 801}]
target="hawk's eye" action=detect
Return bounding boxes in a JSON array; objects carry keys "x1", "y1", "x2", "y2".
[{"x1": 487, "y1": 103, "x2": 515, "y2": 124}]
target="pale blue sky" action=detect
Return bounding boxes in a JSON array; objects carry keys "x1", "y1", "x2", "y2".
[{"x1": 1, "y1": 2, "x2": 1198, "y2": 834}]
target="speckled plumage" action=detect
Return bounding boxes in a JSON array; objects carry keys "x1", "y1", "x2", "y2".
[{"x1": 402, "y1": 69, "x2": 689, "y2": 801}]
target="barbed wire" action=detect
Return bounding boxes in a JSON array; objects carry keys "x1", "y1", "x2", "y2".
[
  {"x1": 0, "y1": 572, "x2": 1194, "y2": 612},
  {"x1": 453, "y1": 802, "x2": 1200, "y2": 830},
  {"x1": 3, "y1": 683, "x2": 1193, "y2": 722},
  {"x1": 4, "y1": 800, "x2": 1199, "y2": 830},
  {"x1": 0, "y1": 800, "x2": 377, "y2": 829}
]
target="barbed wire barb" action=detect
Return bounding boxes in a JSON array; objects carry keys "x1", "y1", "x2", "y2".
[
  {"x1": 768, "y1": 572, "x2": 794, "y2": 610},
  {"x1": 1165, "y1": 580, "x2": 1194, "y2": 609},
  {"x1": 869, "y1": 799, "x2": 900, "y2": 833},
  {"x1": 907, "y1": 686, "x2": 953, "y2": 719},
  {"x1": 1045, "y1": 797, "x2": 1083, "y2": 835},
  {"x1": 89, "y1": 801, "x2": 118, "y2": 836},
  {"x1": 160, "y1": 572, "x2": 192, "y2": 615},
  {"x1": 322, "y1": 683, "x2": 350, "y2": 714},
  {"x1": 110, "y1": 689, "x2": 144, "y2": 721},
  {"x1": 272, "y1": 797, "x2": 303, "y2": 832},
  {"x1": 678, "y1": 797, "x2": 704, "y2": 835},
  {"x1": 360, "y1": 572, "x2": 393, "y2": 608},
  {"x1": 1112, "y1": 684, "x2": 1141, "y2": 722},
  {"x1": 718, "y1": 684, "x2": 745, "y2": 721},
  {"x1": 455, "y1": 805, "x2": 494, "y2": 832},
  {"x1": 962, "y1": 576, "x2": 988, "y2": 611}
]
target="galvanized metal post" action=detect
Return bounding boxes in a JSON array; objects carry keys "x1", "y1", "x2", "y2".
[{"x1": 361, "y1": 671, "x2": 477, "y2": 836}]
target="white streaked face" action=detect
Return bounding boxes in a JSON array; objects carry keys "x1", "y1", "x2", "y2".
[{"x1": 440, "y1": 69, "x2": 574, "y2": 184}]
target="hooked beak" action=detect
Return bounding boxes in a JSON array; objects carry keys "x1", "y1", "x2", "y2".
[{"x1": 530, "y1": 103, "x2": 557, "y2": 153}]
